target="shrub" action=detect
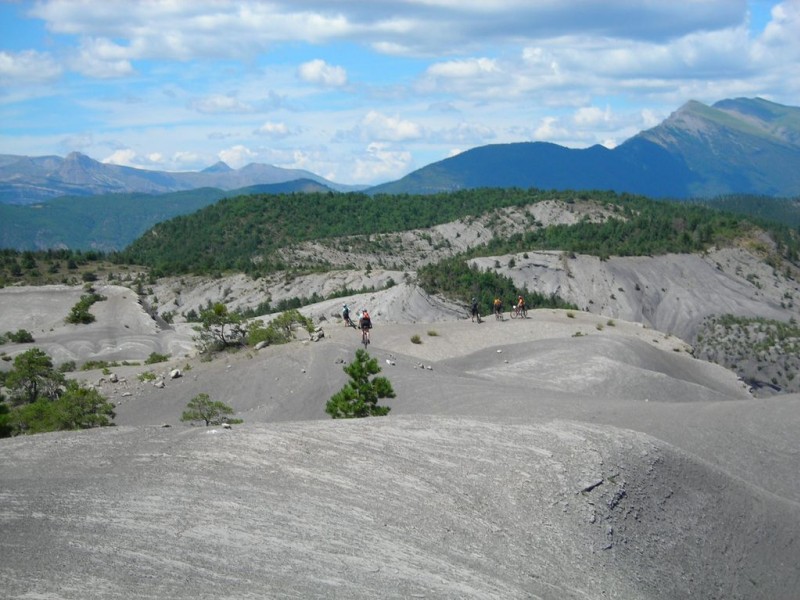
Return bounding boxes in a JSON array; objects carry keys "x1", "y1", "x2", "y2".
[
  {"x1": 58, "y1": 360, "x2": 77, "y2": 373},
  {"x1": 145, "y1": 352, "x2": 170, "y2": 365},
  {"x1": 246, "y1": 309, "x2": 314, "y2": 347},
  {"x1": 411, "y1": 334, "x2": 422, "y2": 344},
  {"x1": 7, "y1": 329, "x2": 34, "y2": 343},
  {"x1": 427, "y1": 330, "x2": 439, "y2": 336},
  {"x1": 65, "y1": 292, "x2": 106, "y2": 325}
]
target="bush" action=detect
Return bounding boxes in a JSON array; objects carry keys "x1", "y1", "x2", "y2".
[
  {"x1": 58, "y1": 360, "x2": 77, "y2": 373},
  {"x1": 246, "y1": 309, "x2": 314, "y2": 347},
  {"x1": 7, "y1": 329, "x2": 34, "y2": 343},
  {"x1": 145, "y1": 352, "x2": 170, "y2": 364},
  {"x1": 3, "y1": 380, "x2": 115, "y2": 437},
  {"x1": 65, "y1": 292, "x2": 106, "y2": 325},
  {"x1": 410, "y1": 335, "x2": 422, "y2": 344}
]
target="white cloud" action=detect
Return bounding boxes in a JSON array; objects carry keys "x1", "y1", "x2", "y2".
[
  {"x1": 219, "y1": 145, "x2": 258, "y2": 168},
  {"x1": 254, "y1": 121, "x2": 291, "y2": 138},
  {"x1": 0, "y1": 50, "x2": 62, "y2": 85},
  {"x1": 68, "y1": 37, "x2": 135, "y2": 78},
  {"x1": 171, "y1": 151, "x2": 207, "y2": 168},
  {"x1": 573, "y1": 106, "x2": 612, "y2": 127},
  {"x1": 298, "y1": 59, "x2": 347, "y2": 87},
  {"x1": 190, "y1": 95, "x2": 253, "y2": 114},
  {"x1": 437, "y1": 122, "x2": 496, "y2": 144},
  {"x1": 102, "y1": 149, "x2": 140, "y2": 167},
  {"x1": 426, "y1": 57, "x2": 499, "y2": 79},
  {"x1": 353, "y1": 142, "x2": 414, "y2": 183},
  {"x1": 338, "y1": 111, "x2": 424, "y2": 142}
]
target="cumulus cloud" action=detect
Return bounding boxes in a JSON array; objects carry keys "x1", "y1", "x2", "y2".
[
  {"x1": 573, "y1": 106, "x2": 612, "y2": 127},
  {"x1": 0, "y1": 50, "x2": 62, "y2": 84},
  {"x1": 254, "y1": 121, "x2": 291, "y2": 138},
  {"x1": 352, "y1": 142, "x2": 414, "y2": 183},
  {"x1": 21, "y1": 0, "x2": 753, "y2": 69},
  {"x1": 337, "y1": 111, "x2": 424, "y2": 143},
  {"x1": 298, "y1": 59, "x2": 347, "y2": 87},
  {"x1": 64, "y1": 37, "x2": 137, "y2": 78},
  {"x1": 102, "y1": 149, "x2": 142, "y2": 168},
  {"x1": 219, "y1": 145, "x2": 258, "y2": 168}
]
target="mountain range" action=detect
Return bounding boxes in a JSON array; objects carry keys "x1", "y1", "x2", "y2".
[
  {"x1": 369, "y1": 97, "x2": 800, "y2": 198},
  {"x1": 2, "y1": 97, "x2": 799, "y2": 208},
  {"x1": 1, "y1": 97, "x2": 799, "y2": 252},
  {"x1": 0, "y1": 152, "x2": 355, "y2": 205}
]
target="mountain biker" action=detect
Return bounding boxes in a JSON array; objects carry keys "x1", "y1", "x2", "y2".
[
  {"x1": 471, "y1": 297, "x2": 479, "y2": 322},
  {"x1": 493, "y1": 297, "x2": 502, "y2": 318},
  {"x1": 342, "y1": 303, "x2": 352, "y2": 327},
  {"x1": 516, "y1": 295, "x2": 526, "y2": 316},
  {"x1": 359, "y1": 309, "x2": 372, "y2": 344}
]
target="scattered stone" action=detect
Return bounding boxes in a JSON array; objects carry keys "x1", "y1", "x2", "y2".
[
  {"x1": 581, "y1": 479, "x2": 604, "y2": 494},
  {"x1": 222, "y1": 422, "x2": 232, "y2": 429},
  {"x1": 153, "y1": 379, "x2": 165, "y2": 389},
  {"x1": 255, "y1": 341, "x2": 269, "y2": 350},
  {"x1": 109, "y1": 373, "x2": 119, "y2": 383},
  {"x1": 160, "y1": 423, "x2": 171, "y2": 428},
  {"x1": 497, "y1": 349, "x2": 503, "y2": 353},
  {"x1": 169, "y1": 369, "x2": 182, "y2": 379},
  {"x1": 122, "y1": 392, "x2": 133, "y2": 397}
]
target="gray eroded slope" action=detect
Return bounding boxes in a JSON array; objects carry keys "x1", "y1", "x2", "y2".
[{"x1": 1, "y1": 418, "x2": 798, "y2": 600}]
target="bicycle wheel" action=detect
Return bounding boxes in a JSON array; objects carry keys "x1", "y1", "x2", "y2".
[{"x1": 510, "y1": 309, "x2": 518, "y2": 319}]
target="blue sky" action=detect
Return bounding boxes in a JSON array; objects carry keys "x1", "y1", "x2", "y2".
[{"x1": 1, "y1": 0, "x2": 798, "y2": 185}]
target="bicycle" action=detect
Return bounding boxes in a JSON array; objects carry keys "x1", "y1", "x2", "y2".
[
  {"x1": 361, "y1": 326, "x2": 371, "y2": 348},
  {"x1": 494, "y1": 305, "x2": 503, "y2": 320},
  {"x1": 510, "y1": 305, "x2": 528, "y2": 319}
]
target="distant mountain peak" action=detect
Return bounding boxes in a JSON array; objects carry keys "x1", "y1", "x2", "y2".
[
  {"x1": 201, "y1": 161, "x2": 233, "y2": 173},
  {"x1": 64, "y1": 151, "x2": 96, "y2": 165}
]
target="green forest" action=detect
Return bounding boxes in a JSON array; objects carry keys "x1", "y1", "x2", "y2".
[
  {"x1": 2, "y1": 189, "x2": 800, "y2": 297},
  {"x1": 113, "y1": 188, "x2": 800, "y2": 277}
]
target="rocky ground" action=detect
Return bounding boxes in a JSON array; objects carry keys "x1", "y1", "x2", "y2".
[
  {"x1": 2, "y1": 274, "x2": 800, "y2": 598},
  {"x1": 2, "y1": 202, "x2": 800, "y2": 598}
]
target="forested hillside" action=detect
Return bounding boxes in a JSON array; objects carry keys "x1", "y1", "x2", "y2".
[{"x1": 115, "y1": 189, "x2": 800, "y2": 277}]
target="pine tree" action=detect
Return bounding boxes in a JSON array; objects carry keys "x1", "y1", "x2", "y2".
[{"x1": 326, "y1": 349, "x2": 395, "y2": 418}]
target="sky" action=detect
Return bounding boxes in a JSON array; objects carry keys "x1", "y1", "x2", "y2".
[{"x1": 1, "y1": 1, "x2": 799, "y2": 186}]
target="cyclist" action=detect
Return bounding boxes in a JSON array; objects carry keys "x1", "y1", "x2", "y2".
[
  {"x1": 471, "y1": 297, "x2": 479, "y2": 322},
  {"x1": 493, "y1": 297, "x2": 503, "y2": 319},
  {"x1": 516, "y1": 295, "x2": 526, "y2": 318},
  {"x1": 359, "y1": 309, "x2": 372, "y2": 345},
  {"x1": 342, "y1": 303, "x2": 353, "y2": 327}
]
